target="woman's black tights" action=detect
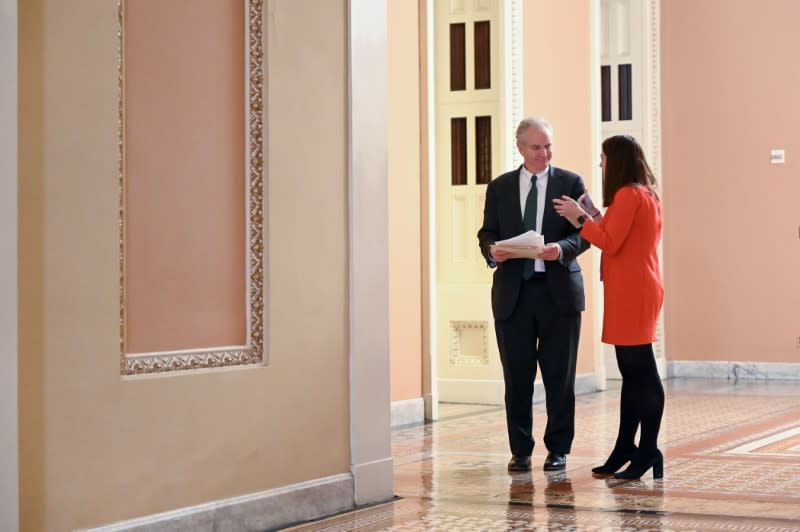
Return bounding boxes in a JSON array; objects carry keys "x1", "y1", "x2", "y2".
[{"x1": 614, "y1": 344, "x2": 664, "y2": 454}]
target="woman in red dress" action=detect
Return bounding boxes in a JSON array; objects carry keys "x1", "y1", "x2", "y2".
[{"x1": 554, "y1": 135, "x2": 664, "y2": 479}]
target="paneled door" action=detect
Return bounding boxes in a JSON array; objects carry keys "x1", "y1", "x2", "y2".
[
  {"x1": 599, "y1": 0, "x2": 665, "y2": 378},
  {"x1": 433, "y1": 0, "x2": 511, "y2": 404}
]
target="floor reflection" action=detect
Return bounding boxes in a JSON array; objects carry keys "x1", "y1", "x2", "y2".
[{"x1": 285, "y1": 379, "x2": 800, "y2": 530}]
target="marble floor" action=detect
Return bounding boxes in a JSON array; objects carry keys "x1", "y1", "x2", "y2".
[{"x1": 285, "y1": 379, "x2": 800, "y2": 531}]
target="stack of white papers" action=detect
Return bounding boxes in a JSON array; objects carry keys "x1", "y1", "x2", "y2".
[{"x1": 490, "y1": 230, "x2": 545, "y2": 259}]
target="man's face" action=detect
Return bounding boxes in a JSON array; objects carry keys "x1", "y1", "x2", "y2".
[{"x1": 517, "y1": 126, "x2": 553, "y2": 174}]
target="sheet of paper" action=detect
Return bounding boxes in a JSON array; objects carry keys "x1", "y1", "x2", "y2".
[{"x1": 491, "y1": 230, "x2": 545, "y2": 259}]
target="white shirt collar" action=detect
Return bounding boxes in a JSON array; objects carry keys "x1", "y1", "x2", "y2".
[{"x1": 521, "y1": 165, "x2": 549, "y2": 184}]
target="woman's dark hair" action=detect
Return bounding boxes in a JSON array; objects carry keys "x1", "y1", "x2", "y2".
[{"x1": 601, "y1": 135, "x2": 659, "y2": 207}]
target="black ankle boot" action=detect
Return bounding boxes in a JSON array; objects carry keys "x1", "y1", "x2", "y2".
[
  {"x1": 591, "y1": 445, "x2": 637, "y2": 475},
  {"x1": 614, "y1": 449, "x2": 663, "y2": 480}
]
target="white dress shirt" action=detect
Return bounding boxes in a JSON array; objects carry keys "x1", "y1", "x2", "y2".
[{"x1": 519, "y1": 166, "x2": 549, "y2": 272}]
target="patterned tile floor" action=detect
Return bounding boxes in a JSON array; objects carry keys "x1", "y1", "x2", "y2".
[{"x1": 284, "y1": 379, "x2": 800, "y2": 530}]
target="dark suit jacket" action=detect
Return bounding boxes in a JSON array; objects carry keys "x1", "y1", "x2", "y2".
[{"x1": 477, "y1": 165, "x2": 590, "y2": 320}]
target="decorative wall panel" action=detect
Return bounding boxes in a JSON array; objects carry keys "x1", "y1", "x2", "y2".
[
  {"x1": 448, "y1": 321, "x2": 489, "y2": 366},
  {"x1": 450, "y1": 117, "x2": 467, "y2": 185},
  {"x1": 119, "y1": 0, "x2": 264, "y2": 375},
  {"x1": 449, "y1": 0, "x2": 465, "y2": 14},
  {"x1": 451, "y1": 194, "x2": 467, "y2": 262},
  {"x1": 475, "y1": 115, "x2": 491, "y2": 183},
  {"x1": 473, "y1": 21, "x2": 491, "y2": 90},
  {"x1": 449, "y1": 23, "x2": 466, "y2": 91}
]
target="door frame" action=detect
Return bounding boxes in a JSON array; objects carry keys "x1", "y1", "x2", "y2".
[
  {"x1": 422, "y1": 0, "x2": 524, "y2": 417},
  {"x1": 421, "y1": 0, "x2": 664, "y2": 416}
]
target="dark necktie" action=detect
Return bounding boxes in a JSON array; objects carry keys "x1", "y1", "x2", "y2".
[{"x1": 522, "y1": 177, "x2": 538, "y2": 279}]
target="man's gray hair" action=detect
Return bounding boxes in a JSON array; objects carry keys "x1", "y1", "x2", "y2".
[{"x1": 515, "y1": 117, "x2": 553, "y2": 143}]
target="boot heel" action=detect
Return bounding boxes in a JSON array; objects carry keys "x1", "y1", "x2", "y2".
[
  {"x1": 614, "y1": 450, "x2": 663, "y2": 480},
  {"x1": 591, "y1": 445, "x2": 637, "y2": 475},
  {"x1": 653, "y1": 458, "x2": 663, "y2": 479}
]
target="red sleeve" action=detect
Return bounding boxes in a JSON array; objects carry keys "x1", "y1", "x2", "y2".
[{"x1": 580, "y1": 187, "x2": 640, "y2": 255}]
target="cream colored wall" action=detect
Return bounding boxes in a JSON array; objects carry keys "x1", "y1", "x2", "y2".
[
  {"x1": 523, "y1": 0, "x2": 598, "y2": 374},
  {"x1": 417, "y1": 0, "x2": 435, "y2": 417},
  {"x1": 18, "y1": 0, "x2": 350, "y2": 530},
  {"x1": 388, "y1": 0, "x2": 423, "y2": 402},
  {"x1": 661, "y1": 0, "x2": 800, "y2": 362}
]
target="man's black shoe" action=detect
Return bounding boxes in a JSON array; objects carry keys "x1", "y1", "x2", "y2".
[
  {"x1": 543, "y1": 452, "x2": 566, "y2": 471},
  {"x1": 507, "y1": 455, "x2": 531, "y2": 472}
]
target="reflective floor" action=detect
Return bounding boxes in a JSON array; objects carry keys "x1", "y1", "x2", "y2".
[{"x1": 285, "y1": 379, "x2": 800, "y2": 530}]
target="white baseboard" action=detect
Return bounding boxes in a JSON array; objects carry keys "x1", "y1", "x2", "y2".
[
  {"x1": 438, "y1": 378, "x2": 505, "y2": 405},
  {"x1": 351, "y1": 456, "x2": 394, "y2": 506},
  {"x1": 438, "y1": 373, "x2": 598, "y2": 406},
  {"x1": 574, "y1": 373, "x2": 597, "y2": 396},
  {"x1": 81, "y1": 473, "x2": 354, "y2": 532},
  {"x1": 391, "y1": 397, "x2": 425, "y2": 427},
  {"x1": 423, "y1": 392, "x2": 437, "y2": 421},
  {"x1": 668, "y1": 361, "x2": 800, "y2": 380}
]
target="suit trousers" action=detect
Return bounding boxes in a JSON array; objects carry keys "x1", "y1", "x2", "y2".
[{"x1": 494, "y1": 276, "x2": 580, "y2": 457}]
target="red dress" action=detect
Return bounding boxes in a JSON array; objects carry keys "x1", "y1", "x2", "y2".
[{"x1": 580, "y1": 185, "x2": 664, "y2": 345}]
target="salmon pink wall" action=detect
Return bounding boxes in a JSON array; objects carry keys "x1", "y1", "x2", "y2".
[
  {"x1": 523, "y1": 0, "x2": 598, "y2": 374},
  {"x1": 124, "y1": 0, "x2": 247, "y2": 353},
  {"x1": 662, "y1": 0, "x2": 800, "y2": 361},
  {"x1": 388, "y1": 0, "x2": 423, "y2": 401}
]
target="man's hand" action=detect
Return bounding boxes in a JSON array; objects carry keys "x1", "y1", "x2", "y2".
[
  {"x1": 538, "y1": 243, "x2": 562, "y2": 261},
  {"x1": 490, "y1": 247, "x2": 514, "y2": 263}
]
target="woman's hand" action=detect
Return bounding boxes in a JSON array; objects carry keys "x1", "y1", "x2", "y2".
[
  {"x1": 552, "y1": 196, "x2": 590, "y2": 228},
  {"x1": 552, "y1": 195, "x2": 587, "y2": 219}
]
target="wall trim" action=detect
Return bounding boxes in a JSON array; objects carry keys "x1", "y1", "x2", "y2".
[
  {"x1": 505, "y1": 0, "x2": 523, "y2": 169},
  {"x1": 438, "y1": 378, "x2": 505, "y2": 405},
  {"x1": 351, "y1": 457, "x2": 394, "y2": 509},
  {"x1": 81, "y1": 474, "x2": 354, "y2": 532},
  {"x1": 0, "y1": 1, "x2": 18, "y2": 529},
  {"x1": 645, "y1": 0, "x2": 666, "y2": 372},
  {"x1": 348, "y1": 0, "x2": 394, "y2": 507},
  {"x1": 588, "y1": 0, "x2": 605, "y2": 390},
  {"x1": 574, "y1": 373, "x2": 598, "y2": 396},
  {"x1": 438, "y1": 373, "x2": 598, "y2": 406},
  {"x1": 391, "y1": 398, "x2": 425, "y2": 427},
  {"x1": 668, "y1": 361, "x2": 800, "y2": 381},
  {"x1": 421, "y1": 0, "x2": 439, "y2": 423},
  {"x1": 118, "y1": 0, "x2": 266, "y2": 375}
]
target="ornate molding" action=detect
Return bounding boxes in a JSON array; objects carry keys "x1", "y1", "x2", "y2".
[
  {"x1": 118, "y1": 0, "x2": 265, "y2": 375},
  {"x1": 449, "y1": 321, "x2": 489, "y2": 367},
  {"x1": 247, "y1": 0, "x2": 266, "y2": 369},
  {"x1": 647, "y1": 0, "x2": 661, "y2": 177},
  {"x1": 646, "y1": 0, "x2": 665, "y2": 362},
  {"x1": 509, "y1": 0, "x2": 523, "y2": 169}
]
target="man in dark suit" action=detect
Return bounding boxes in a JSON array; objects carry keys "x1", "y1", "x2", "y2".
[{"x1": 477, "y1": 117, "x2": 589, "y2": 472}]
